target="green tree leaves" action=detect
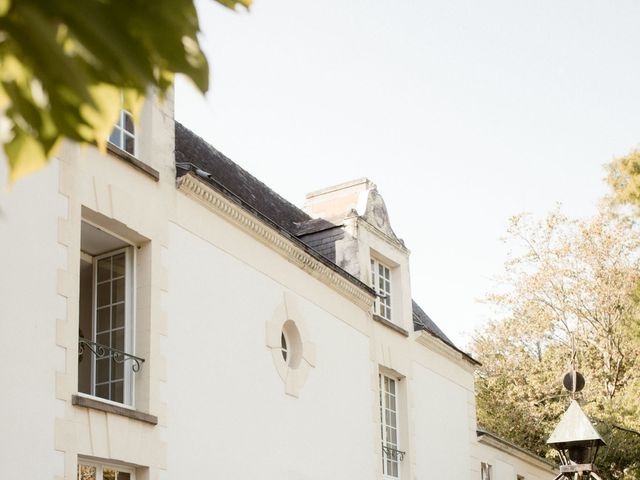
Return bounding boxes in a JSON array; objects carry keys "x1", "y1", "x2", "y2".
[
  {"x1": 0, "y1": 0, "x2": 251, "y2": 181},
  {"x1": 473, "y1": 207, "x2": 640, "y2": 479}
]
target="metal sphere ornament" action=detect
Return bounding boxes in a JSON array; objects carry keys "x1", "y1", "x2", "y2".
[{"x1": 562, "y1": 370, "x2": 585, "y2": 396}]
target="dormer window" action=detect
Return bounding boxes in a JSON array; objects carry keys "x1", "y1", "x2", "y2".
[
  {"x1": 371, "y1": 258, "x2": 392, "y2": 321},
  {"x1": 108, "y1": 109, "x2": 136, "y2": 156}
]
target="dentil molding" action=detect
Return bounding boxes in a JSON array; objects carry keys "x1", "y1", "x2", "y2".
[{"x1": 177, "y1": 173, "x2": 374, "y2": 311}]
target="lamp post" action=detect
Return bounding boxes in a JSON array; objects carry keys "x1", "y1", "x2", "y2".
[{"x1": 547, "y1": 371, "x2": 606, "y2": 480}]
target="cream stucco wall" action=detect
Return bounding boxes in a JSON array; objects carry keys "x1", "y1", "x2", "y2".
[
  {"x1": 411, "y1": 338, "x2": 476, "y2": 480},
  {"x1": 475, "y1": 435, "x2": 557, "y2": 480},
  {"x1": 0, "y1": 161, "x2": 66, "y2": 479},
  {"x1": 166, "y1": 221, "x2": 376, "y2": 479}
]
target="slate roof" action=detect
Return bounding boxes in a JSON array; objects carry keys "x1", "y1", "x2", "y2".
[
  {"x1": 175, "y1": 123, "x2": 311, "y2": 232},
  {"x1": 412, "y1": 300, "x2": 454, "y2": 344},
  {"x1": 174, "y1": 123, "x2": 468, "y2": 358}
]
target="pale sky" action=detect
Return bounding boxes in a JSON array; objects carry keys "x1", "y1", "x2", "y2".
[{"x1": 175, "y1": 0, "x2": 640, "y2": 349}]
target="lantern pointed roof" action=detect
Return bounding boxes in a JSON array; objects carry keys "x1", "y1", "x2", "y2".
[{"x1": 547, "y1": 400, "x2": 606, "y2": 449}]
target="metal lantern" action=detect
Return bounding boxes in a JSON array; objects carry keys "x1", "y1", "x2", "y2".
[{"x1": 547, "y1": 371, "x2": 606, "y2": 480}]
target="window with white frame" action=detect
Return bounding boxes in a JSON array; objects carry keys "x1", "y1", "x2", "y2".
[
  {"x1": 481, "y1": 462, "x2": 492, "y2": 480},
  {"x1": 371, "y1": 258, "x2": 392, "y2": 321},
  {"x1": 78, "y1": 221, "x2": 141, "y2": 406},
  {"x1": 78, "y1": 460, "x2": 134, "y2": 480},
  {"x1": 108, "y1": 108, "x2": 136, "y2": 156},
  {"x1": 380, "y1": 373, "x2": 402, "y2": 478}
]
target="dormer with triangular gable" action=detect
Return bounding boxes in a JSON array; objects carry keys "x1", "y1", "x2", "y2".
[{"x1": 301, "y1": 178, "x2": 413, "y2": 333}]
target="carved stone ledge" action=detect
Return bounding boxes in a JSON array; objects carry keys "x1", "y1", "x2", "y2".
[
  {"x1": 372, "y1": 314, "x2": 409, "y2": 337},
  {"x1": 72, "y1": 394, "x2": 158, "y2": 425}
]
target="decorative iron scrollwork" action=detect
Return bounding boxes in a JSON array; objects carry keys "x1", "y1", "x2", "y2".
[
  {"x1": 382, "y1": 444, "x2": 406, "y2": 462},
  {"x1": 78, "y1": 338, "x2": 145, "y2": 373}
]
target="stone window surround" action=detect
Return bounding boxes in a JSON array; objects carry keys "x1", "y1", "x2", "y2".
[
  {"x1": 378, "y1": 365, "x2": 408, "y2": 480},
  {"x1": 77, "y1": 210, "x2": 153, "y2": 415},
  {"x1": 266, "y1": 292, "x2": 316, "y2": 398},
  {"x1": 369, "y1": 249, "x2": 403, "y2": 329},
  {"x1": 371, "y1": 257, "x2": 392, "y2": 321},
  {"x1": 380, "y1": 373, "x2": 400, "y2": 479}
]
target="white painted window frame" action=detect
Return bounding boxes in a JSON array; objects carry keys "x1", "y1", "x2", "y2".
[
  {"x1": 481, "y1": 462, "x2": 492, "y2": 480},
  {"x1": 108, "y1": 107, "x2": 137, "y2": 157},
  {"x1": 90, "y1": 246, "x2": 136, "y2": 407},
  {"x1": 380, "y1": 373, "x2": 400, "y2": 479},
  {"x1": 77, "y1": 459, "x2": 135, "y2": 480},
  {"x1": 371, "y1": 257, "x2": 392, "y2": 322}
]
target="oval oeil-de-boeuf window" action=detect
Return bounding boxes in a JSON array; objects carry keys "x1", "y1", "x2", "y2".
[{"x1": 281, "y1": 320, "x2": 302, "y2": 369}]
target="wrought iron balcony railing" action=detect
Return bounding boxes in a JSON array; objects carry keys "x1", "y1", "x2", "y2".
[
  {"x1": 78, "y1": 338, "x2": 145, "y2": 373},
  {"x1": 382, "y1": 444, "x2": 406, "y2": 462}
]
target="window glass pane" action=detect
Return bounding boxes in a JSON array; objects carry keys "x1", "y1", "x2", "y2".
[
  {"x1": 112, "y1": 380, "x2": 124, "y2": 403},
  {"x1": 112, "y1": 253, "x2": 125, "y2": 277},
  {"x1": 113, "y1": 278, "x2": 125, "y2": 303},
  {"x1": 281, "y1": 333, "x2": 288, "y2": 361},
  {"x1": 97, "y1": 307, "x2": 111, "y2": 333},
  {"x1": 103, "y1": 468, "x2": 117, "y2": 480},
  {"x1": 97, "y1": 283, "x2": 111, "y2": 307},
  {"x1": 96, "y1": 358, "x2": 110, "y2": 383},
  {"x1": 112, "y1": 358, "x2": 124, "y2": 381},
  {"x1": 123, "y1": 112, "x2": 134, "y2": 134},
  {"x1": 97, "y1": 258, "x2": 111, "y2": 282},
  {"x1": 78, "y1": 464, "x2": 97, "y2": 480},
  {"x1": 96, "y1": 332, "x2": 110, "y2": 348},
  {"x1": 118, "y1": 473, "x2": 131, "y2": 480},
  {"x1": 113, "y1": 328, "x2": 125, "y2": 351},
  {"x1": 108, "y1": 128, "x2": 121, "y2": 148},
  {"x1": 95, "y1": 383, "x2": 109, "y2": 399},
  {"x1": 124, "y1": 134, "x2": 135, "y2": 155},
  {"x1": 113, "y1": 303, "x2": 125, "y2": 329},
  {"x1": 388, "y1": 394, "x2": 396, "y2": 410}
]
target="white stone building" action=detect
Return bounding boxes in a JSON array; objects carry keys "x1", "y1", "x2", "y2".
[{"x1": 0, "y1": 92, "x2": 557, "y2": 480}]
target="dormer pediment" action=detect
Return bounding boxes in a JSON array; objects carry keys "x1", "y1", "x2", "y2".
[
  {"x1": 304, "y1": 178, "x2": 400, "y2": 243},
  {"x1": 361, "y1": 187, "x2": 398, "y2": 242}
]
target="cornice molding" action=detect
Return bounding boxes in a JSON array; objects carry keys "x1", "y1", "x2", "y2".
[
  {"x1": 477, "y1": 432, "x2": 557, "y2": 471},
  {"x1": 177, "y1": 173, "x2": 375, "y2": 311},
  {"x1": 415, "y1": 331, "x2": 477, "y2": 371}
]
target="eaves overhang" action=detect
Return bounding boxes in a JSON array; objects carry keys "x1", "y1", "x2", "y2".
[
  {"x1": 477, "y1": 428, "x2": 558, "y2": 472},
  {"x1": 176, "y1": 171, "x2": 376, "y2": 311},
  {"x1": 415, "y1": 329, "x2": 480, "y2": 368}
]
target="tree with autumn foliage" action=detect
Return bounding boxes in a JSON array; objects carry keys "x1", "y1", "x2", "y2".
[
  {"x1": 0, "y1": 0, "x2": 250, "y2": 182},
  {"x1": 472, "y1": 205, "x2": 640, "y2": 479}
]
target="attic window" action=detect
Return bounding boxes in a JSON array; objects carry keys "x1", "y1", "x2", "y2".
[
  {"x1": 108, "y1": 109, "x2": 136, "y2": 156},
  {"x1": 371, "y1": 258, "x2": 392, "y2": 321}
]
